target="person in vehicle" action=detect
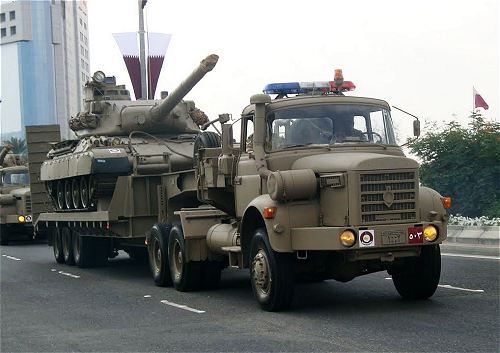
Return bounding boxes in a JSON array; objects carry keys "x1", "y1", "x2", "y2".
[{"x1": 332, "y1": 115, "x2": 365, "y2": 142}]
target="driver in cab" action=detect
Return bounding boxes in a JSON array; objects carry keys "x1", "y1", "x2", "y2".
[{"x1": 331, "y1": 115, "x2": 365, "y2": 142}]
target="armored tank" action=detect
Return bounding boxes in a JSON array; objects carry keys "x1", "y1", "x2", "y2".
[
  {"x1": 41, "y1": 54, "x2": 219, "y2": 211},
  {"x1": 0, "y1": 144, "x2": 33, "y2": 245}
]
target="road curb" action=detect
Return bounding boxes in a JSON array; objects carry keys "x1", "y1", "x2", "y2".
[{"x1": 446, "y1": 225, "x2": 499, "y2": 246}]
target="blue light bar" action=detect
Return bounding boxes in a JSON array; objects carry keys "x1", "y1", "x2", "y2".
[{"x1": 263, "y1": 82, "x2": 301, "y2": 95}]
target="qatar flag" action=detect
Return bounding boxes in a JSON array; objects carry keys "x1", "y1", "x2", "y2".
[
  {"x1": 147, "y1": 33, "x2": 171, "y2": 99},
  {"x1": 473, "y1": 87, "x2": 489, "y2": 110},
  {"x1": 113, "y1": 32, "x2": 142, "y2": 99}
]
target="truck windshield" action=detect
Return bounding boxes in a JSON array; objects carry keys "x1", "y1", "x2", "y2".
[
  {"x1": 266, "y1": 104, "x2": 396, "y2": 151},
  {"x1": 1, "y1": 170, "x2": 29, "y2": 186}
]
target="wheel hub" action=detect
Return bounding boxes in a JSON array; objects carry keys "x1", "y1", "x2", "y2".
[{"x1": 252, "y1": 250, "x2": 271, "y2": 294}]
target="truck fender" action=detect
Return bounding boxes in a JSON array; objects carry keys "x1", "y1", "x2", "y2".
[
  {"x1": 419, "y1": 186, "x2": 448, "y2": 238},
  {"x1": 240, "y1": 195, "x2": 292, "y2": 267}
]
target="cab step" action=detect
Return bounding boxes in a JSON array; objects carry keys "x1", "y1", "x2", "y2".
[{"x1": 221, "y1": 246, "x2": 242, "y2": 268}]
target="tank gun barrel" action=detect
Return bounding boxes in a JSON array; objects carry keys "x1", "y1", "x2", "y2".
[
  {"x1": 150, "y1": 54, "x2": 218, "y2": 120},
  {"x1": 0, "y1": 144, "x2": 13, "y2": 166}
]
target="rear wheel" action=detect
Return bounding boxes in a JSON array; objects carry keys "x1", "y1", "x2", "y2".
[
  {"x1": 392, "y1": 245, "x2": 441, "y2": 300},
  {"x1": 250, "y1": 228, "x2": 295, "y2": 311},
  {"x1": 52, "y1": 228, "x2": 65, "y2": 263},
  {"x1": 168, "y1": 225, "x2": 202, "y2": 291},
  {"x1": 72, "y1": 230, "x2": 99, "y2": 268},
  {"x1": 148, "y1": 223, "x2": 172, "y2": 286},
  {"x1": 61, "y1": 227, "x2": 75, "y2": 265}
]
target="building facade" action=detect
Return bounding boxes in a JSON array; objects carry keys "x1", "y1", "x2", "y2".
[{"x1": 1, "y1": 0, "x2": 90, "y2": 140}]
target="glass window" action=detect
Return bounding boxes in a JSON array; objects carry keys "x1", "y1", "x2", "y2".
[
  {"x1": 0, "y1": 28, "x2": 6, "y2": 37},
  {"x1": 9, "y1": 11, "x2": 15, "y2": 20},
  {"x1": 0, "y1": 13, "x2": 5, "y2": 22},
  {"x1": 266, "y1": 104, "x2": 396, "y2": 151},
  {"x1": 2, "y1": 170, "x2": 29, "y2": 185},
  {"x1": 10, "y1": 26, "x2": 16, "y2": 35}
]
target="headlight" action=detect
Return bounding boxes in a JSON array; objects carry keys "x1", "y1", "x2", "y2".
[
  {"x1": 340, "y1": 229, "x2": 356, "y2": 247},
  {"x1": 17, "y1": 215, "x2": 26, "y2": 223},
  {"x1": 423, "y1": 225, "x2": 438, "y2": 242}
]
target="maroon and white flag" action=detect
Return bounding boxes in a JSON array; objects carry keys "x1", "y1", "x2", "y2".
[
  {"x1": 147, "y1": 33, "x2": 171, "y2": 99},
  {"x1": 113, "y1": 32, "x2": 142, "y2": 99},
  {"x1": 473, "y1": 87, "x2": 489, "y2": 110}
]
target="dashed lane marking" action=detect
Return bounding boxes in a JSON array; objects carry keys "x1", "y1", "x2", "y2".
[
  {"x1": 160, "y1": 300, "x2": 205, "y2": 314},
  {"x1": 144, "y1": 295, "x2": 152, "y2": 298},
  {"x1": 385, "y1": 277, "x2": 484, "y2": 293},
  {"x1": 441, "y1": 253, "x2": 500, "y2": 260},
  {"x1": 2, "y1": 254, "x2": 21, "y2": 261}
]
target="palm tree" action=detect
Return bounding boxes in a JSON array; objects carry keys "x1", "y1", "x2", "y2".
[{"x1": 3, "y1": 137, "x2": 27, "y2": 156}]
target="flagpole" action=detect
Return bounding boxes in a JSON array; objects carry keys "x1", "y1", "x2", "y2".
[{"x1": 138, "y1": 0, "x2": 147, "y2": 100}]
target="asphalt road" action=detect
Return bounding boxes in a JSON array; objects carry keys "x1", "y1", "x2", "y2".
[{"x1": 1, "y1": 240, "x2": 499, "y2": 353}]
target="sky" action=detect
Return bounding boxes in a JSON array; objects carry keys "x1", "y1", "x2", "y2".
[{"x1": 87, "y1": 0, "x2": 498, "y2": 142}]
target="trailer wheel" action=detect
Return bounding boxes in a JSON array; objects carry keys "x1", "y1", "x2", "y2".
[
  {"x1": 52, "y1": 228, "x2": 65, "y2": 263},
  {"x1": 148, "y1": 223, "x2": 172, "y2": 287},
  {"x1": 250, "y1": 228, "x2": 295, "y2": 311},
  {"x1": 61, "y1": 227, "x2": 75, "y2": 265},
  {"x1": 392, "y1": 245, "x2": 441, "y2": 300},
  {"x1": 168, "y1": 225, "x2": 202, "y2": 291},
  {"x1": 193, "y1": 131, "x2": 221, "y2": 168},
  {"x1": 72, "y1": 230, "x2": 98, "y2": 268}
]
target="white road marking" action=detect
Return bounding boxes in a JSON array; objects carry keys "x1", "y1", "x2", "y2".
[
  {"x1": 2, "y1": 254, "x2": 21, "y2": 261},
  {"x1": 57, "y1": 271, "x2": 80, "y2": 279},
  {"x1": 441, "y1": 253, "x2": 500, "y2": 260},
  {"x1": 160, "y1": 300, "x2": 205, "y2": 314},
  {"x1": 438, "y1": 284, "x2": 484, "y2": 293},
  {"x1": 144, "y1": 295, "x2": 152, "y2": 298},
  {"x1": 385, "y1": 277, "x2": 484, "y2": 293},
  {"x1": 51, "y1": 269, "x2": 57, "y2": 272}
]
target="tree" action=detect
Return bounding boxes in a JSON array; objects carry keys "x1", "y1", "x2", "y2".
[
  {"x1": 409, "y1": 112, "x2": 500, "y2": 217},
  {"x1": 2, "y1": 137, "x2": 27, "y2": 156}
]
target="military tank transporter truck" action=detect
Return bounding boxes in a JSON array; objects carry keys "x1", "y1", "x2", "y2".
[
  {"x1": 29, "y1": 63, "x2": 449, "y2": 311},
  {"x1": 0, "y1": 144, "x2": 34, "y2": 245}
]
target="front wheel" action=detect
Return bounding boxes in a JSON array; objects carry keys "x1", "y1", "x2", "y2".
[
  {"x1": 391, "y1": 245, "x2": 441, "y2": 300},
  {"x1": 250, "y1": 228, "x2": 295, "y2": 311}
]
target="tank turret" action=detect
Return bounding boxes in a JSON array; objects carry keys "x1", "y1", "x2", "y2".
[
  {"x1": 69, "y1": 54, "x2": 218, "y2": 137},
  {"x1": 41, "y1": 54, "x2": 220, "y2": 212}
]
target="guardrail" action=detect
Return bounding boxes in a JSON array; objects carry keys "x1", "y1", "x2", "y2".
[{"x1": 446, "y1": 225, "x2": 499, "y2": 246}]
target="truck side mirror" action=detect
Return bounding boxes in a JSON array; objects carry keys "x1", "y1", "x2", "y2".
[{"x1": 413, "y1": 119, "x2": 420, "y2": 137}]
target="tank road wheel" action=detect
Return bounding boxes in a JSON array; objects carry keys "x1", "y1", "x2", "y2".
[
  {"x1": 71, "y1": 178, "x2": 81, "y2": 209},
  {"x1": 250, "y1": 228, "x2": 295, "y2": 311},
  {"x1": 64, "y1": 179, "x2": 73, "y2": 209},
  {"x1": 80, "y1": 177, "x2": 90, "y2": 209},
  {"x1": 61, "y1": 227, "x2": 75, "y2": 265},
  {"x1": 148, "y1": 223, "x2": 172, "y2": 287},
  {"x1": 52, "y1": 228, "x2": 65, "y2": 263},
  {"x1": 391, "y1": 245, "x2": 441, "y2": 300},
  {"x1": 56, "y1": 181, "x2": 65, "y2": 210},
  {"x1": 193, "y1": 131, "x2": 221, "y2": 168},
  {"x1": 168, "y1": 224, "x2": 202, "y2": 291}
]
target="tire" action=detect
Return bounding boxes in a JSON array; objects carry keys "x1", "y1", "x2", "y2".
[
  {"x1": 61, "y1": 227, "x2": 75, "y2": 265},
  {"x1": 193, "y1": 131, "x2": 221, "y2": 168},
  {"x1": 72, "y1": 230, "x2": 98, "y2": 268},
  {"x1": 250, "y1": 228, "x2": 295, "y2": 311},
  {"x1": 392, "y1": 245, "x2": 441, "y2": 300},
  {"x1": 52, "y1": 228, "x2": 65, "y2": 264},
  {"x1": 0, "y1": 225, "x2": 9, "y2": 245},
  {"x1": 168, "y1": 224, "x2": 202, "y2": 291},
  {"x1": 148, "y1": 223, "x2": 173, "y2": 287}
]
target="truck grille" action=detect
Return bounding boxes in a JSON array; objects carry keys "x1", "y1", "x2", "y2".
[
  {"x1": 25, "y1": 195, "x2": 32, "y2": 214},
  {"x1": 359, "y1": 171, "x2": 417, "y2": 224}
]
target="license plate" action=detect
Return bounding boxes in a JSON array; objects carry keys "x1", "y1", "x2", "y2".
[
  {"x1": 408, "y1": 227, "x2": 423, "y2": 244},
  {"x1": 381, "y1": 230, "x2": 405, "y2": 245}
]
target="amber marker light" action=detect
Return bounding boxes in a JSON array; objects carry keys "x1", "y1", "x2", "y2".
[
  {"x1": 441, "y1": 197, "x2": 452, "y2": 209},
  {"x1": 423, "y1": 225, "x2": 438, "y2": 242},
  {"x1": 17, "y1": 215, "x2": 26, "y2": 223},
  {"x1": 340, "y1": 229, "x2": 356, "y2": 247},
  {"x1": 263, "y1": 207, "x2": 277, "y2": 219}
]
